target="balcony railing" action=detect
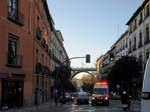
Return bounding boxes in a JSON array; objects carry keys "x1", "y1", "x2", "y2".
[
  {"x1": 6, "y1": 53, "x2": 22, "y2": 68},
  {"x1": 8, "y1": 6, "x2": 24, "y2": 26},
  {"x1": 41, "y1": 38, "x2": 46, "y2": 48}
]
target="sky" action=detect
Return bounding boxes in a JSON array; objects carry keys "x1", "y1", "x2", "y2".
[{"x1": 47, "y1": 0, "x2": 143, "y2": 68}]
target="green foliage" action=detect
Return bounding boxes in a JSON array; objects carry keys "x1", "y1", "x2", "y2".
[
  {"x1": 82, "y1": 82, "x2": 94, "y2": 93},
  {"x1": 51, "y1": 65, "x2": 76, "y2": 92},
  {"x1": 108, "y1": 56, "x2": 142, "y2": 93}
]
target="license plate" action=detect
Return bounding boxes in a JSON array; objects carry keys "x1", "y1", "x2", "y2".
[{"x1": 122, "y1": 104, "x2": 128, "y2": 107}]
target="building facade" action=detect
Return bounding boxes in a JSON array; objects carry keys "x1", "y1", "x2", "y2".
[
  {"x1": 126, "y1": 0, "x2": 150, "y2": 67},
  {"x1": 101, "y1": 0, "x2": 150, "y2": 77},
  {"x1": 0, "y1": 0, "x2": 69, "y2": 108},
  {"x1": 99, "y1": 51, "x2": 110, "y2": 80},
  {"x1": 114, "y1": 31, "x2": 129, "y2": 60},
  {"x1": 50, "y1": 29, "x2": 69, "y2": 97}
]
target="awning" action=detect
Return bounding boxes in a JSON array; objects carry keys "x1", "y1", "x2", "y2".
[{"x1": 0, "y1": 72, "x2": 12, "y2": 79}]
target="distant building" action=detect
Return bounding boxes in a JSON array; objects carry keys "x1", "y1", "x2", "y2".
[
  {"x1": 99, "y1": 51, "x2": 110, "y2": 80},
  {"x1": 96, "y1": 55, "x2": 104, "y2": 80}
]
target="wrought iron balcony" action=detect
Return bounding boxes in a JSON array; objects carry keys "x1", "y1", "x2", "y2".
[
  {"x1": 8, "y1": 6, "x2": 24, "y2": 26},
  {"x1": 6, "y1": 53, "x2": 22, "y2": 68}
]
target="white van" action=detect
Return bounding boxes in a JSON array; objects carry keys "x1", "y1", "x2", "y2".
[{"x1": 141, "y1": 55, "x2": 150, "y2": 112}]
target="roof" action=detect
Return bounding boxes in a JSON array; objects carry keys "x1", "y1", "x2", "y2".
[
  {"x1": 43, "y1": 0, "x2": 54, "y2": 30},
  {"x1": 126, "y1": 0, "x2": 149, "y2": 25}
]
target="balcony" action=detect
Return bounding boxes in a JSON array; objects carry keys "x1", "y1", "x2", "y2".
[
  {"x1": 8, "y1": 6, "x2": 24, "y2": 26},
  {"x1": 6, "y1": 53, "x2": 22, "y2": 68},
  {"x1": 41, "y1": 38, "x2": 46, "y2": 48}
]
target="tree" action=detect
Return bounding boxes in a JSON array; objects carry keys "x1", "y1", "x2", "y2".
[
  {"x1": 108, "y1": 56, "x2": 142, "y2": 97},
  {"x1": 81, "y1": 74, "x2": 95, "y2": 93},
  {"x1": 52, "y1": 65, "x2": 76, "y2": 92},
  {"x1": 82, "y1": 82, "x2": 94, "y2": 93}
]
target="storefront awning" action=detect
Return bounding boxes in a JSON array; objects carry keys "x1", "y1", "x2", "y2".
[{"x1": 0, "y1": 72, "x2": 12, "y2": 79}]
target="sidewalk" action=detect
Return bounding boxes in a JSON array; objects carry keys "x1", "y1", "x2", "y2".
[{"x1": 2, "y1": 99, "x2": 63, "y2": 112}]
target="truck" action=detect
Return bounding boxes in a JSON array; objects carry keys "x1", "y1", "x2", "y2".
[
  {"x1": 92, "y1": 81, "x2": 109, "y2": 106},
  {"x1": 141, "y1": 54, "x2": 150, "y2": 112}
]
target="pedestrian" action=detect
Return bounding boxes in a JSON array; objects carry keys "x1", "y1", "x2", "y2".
[
  {"x1": 54, "y1": 89, "x2": 58, "y2": 106},
  {"x1": 121, "y1": 91, "x2": 131, "y2": 107}
]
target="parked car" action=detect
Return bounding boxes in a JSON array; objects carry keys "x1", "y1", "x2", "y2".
[{"x1": 77, "y1": 92, "x2": 89, "y2": 104}]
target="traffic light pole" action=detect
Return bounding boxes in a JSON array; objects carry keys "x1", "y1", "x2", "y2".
[
  {"x1": 62, "y1": 54, "x2": 90, "y2": 64},
  {"x1": 54, "y1": 54, "x2": 90, "y2": 93}
]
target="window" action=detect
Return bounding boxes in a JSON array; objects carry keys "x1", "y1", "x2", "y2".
[
  {"x1": 146, "y1": 51, "x2": 149, "y2": 60},
  {"x1": 146, "y1": 5, "x2": 149, "y2": 17},
  {"x1": 129, "y1": 40, "x2": 131, "y2": 53},
  {"x1": 7, "y1": 34, "x2": 22, "y2": 67},
  {"x1": 9, "y1": 0, "x2": 18, "y2": 11},
  {"x1": 133, "y1": 19, "x2": 137, "y2": 30},
  {"x1": 139, "y1": 32, "x2": 142, "y2": 48},
  {"x1": 36, "y1": 49, "x2": 39, "y2": 63},
  {"x1": 133, "y1": 37, "x2": 136, "y2": 50},
  {"x1": 129, "y1": 24, "x2": 132, "y2": 34},
  {"x1": 8, "y1": 36, "x2": 18, "y2": 57},
  {"x1": 8, "y1": 0, "x2": 24, "y2": 25},
  {"x1": 139, "y1": 12, "x2": 143, "y2": 25},
  {"x1": 145, "y1": 26, "x2": 149, "y2": 44},
  {"x1": 139, "y1": 54, "x2": 142, "y2": 66}
]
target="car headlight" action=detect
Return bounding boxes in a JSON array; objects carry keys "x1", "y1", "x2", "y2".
[
  {"x1": 72, "y1": 96, "x2": 75, "y2": 99},
  {"x1": 92, "y1": 97, "x2": 95, "y2": 100},
  {"x1": 104, "y1": 97, "x2": 108, "y2": 100}
]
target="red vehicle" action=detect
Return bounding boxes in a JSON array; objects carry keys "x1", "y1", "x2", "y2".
[{"x1": 92, "y1": 81, "x2": 109, "y2": 106}]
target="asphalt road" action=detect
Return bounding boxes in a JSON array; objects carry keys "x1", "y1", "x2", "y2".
[
  {"x1": 61, "y1": 99, "x2": 141, "y2": 112},
  {"x1": 4, "y1": 99, "x2": 141, "y2": 112}
]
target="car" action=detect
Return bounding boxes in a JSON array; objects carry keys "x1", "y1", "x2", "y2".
[
  {"x1": 65, "y1": 92, "x2": 71, "y2": 101},
  {"x1": 110, "y1": 92, "x2": 121, "y2": 100},
  {"x1": 77, "y1": 92, "x2": 89, "y2": 104}
]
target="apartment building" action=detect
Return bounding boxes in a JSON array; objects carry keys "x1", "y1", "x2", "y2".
[
  {"x1": 99, "y1": 51, "x2": 110, "y2": 80},
  {"x1": 100, "y1": 0, "x2": 150, "y2": 80},
  {"x1": 115, "y1": 31, "x2": 129, "y2": 60},
  {"x1": 50, "y1": 29, "x2": 69, "y2": 97},
  {"x1": 96, "y1": 55, "x2": 104, "y2": 80},
  {"x1": 126, "y1": 0, "x2": 150, "y2": 66},
  {"x1": 0, "y1": 0, "x2": 55, "y2": 107}
]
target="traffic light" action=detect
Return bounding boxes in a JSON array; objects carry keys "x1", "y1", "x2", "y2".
[
  {"x1": 110, "y1": 53, "x2": 114, "y2": 62},
  {"x1": 86, "y1": 54, "x2": 90, "y2": 63}
]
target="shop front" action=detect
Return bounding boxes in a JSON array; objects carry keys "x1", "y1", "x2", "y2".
[{"x1": 0, "y1": 73, "x2": 25, "y2": 108}]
